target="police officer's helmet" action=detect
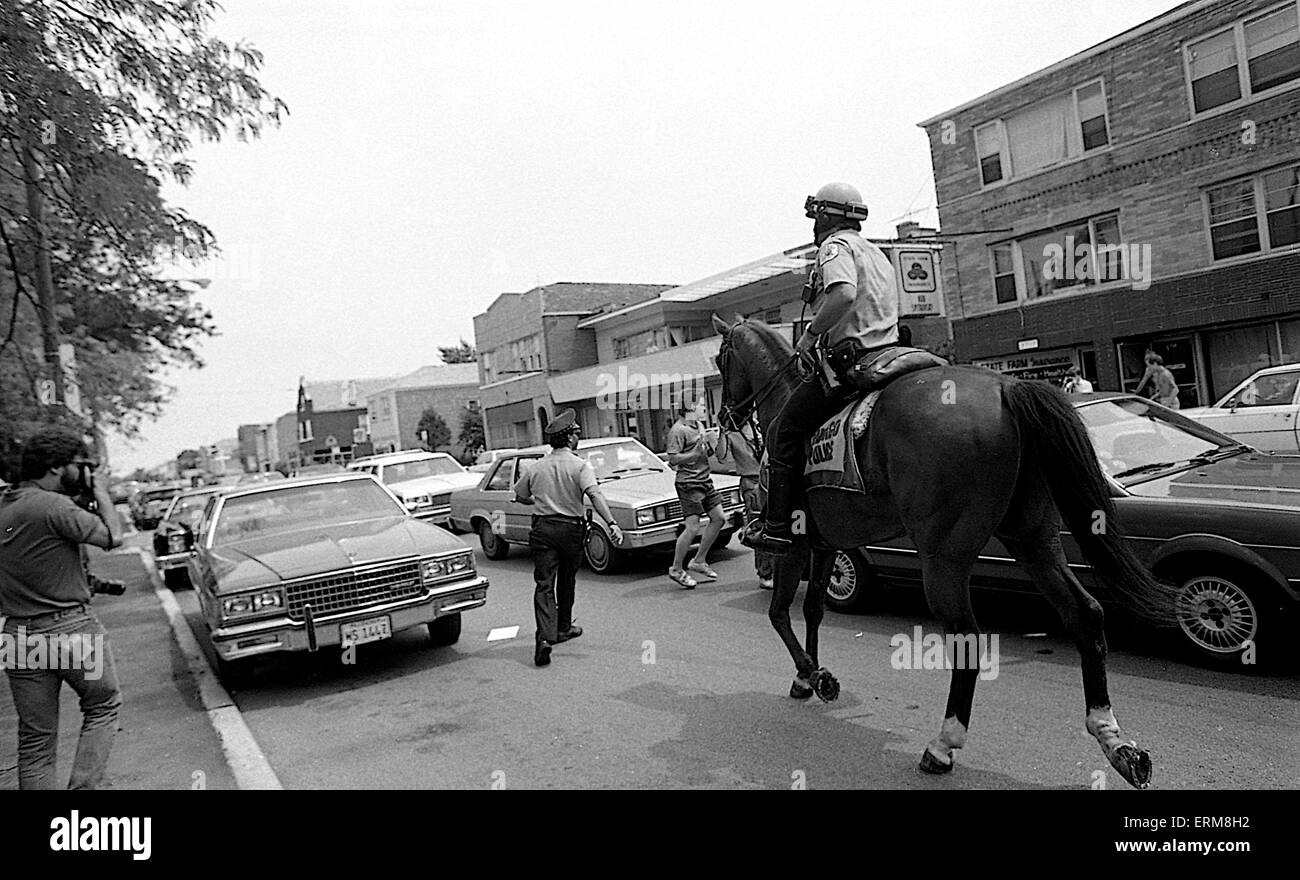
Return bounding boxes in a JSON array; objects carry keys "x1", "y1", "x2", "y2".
[{"x1": 805, "y1": 182, "x2": 869, "y2": 221}]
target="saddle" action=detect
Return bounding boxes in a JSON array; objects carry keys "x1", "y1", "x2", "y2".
[{"x1": 803, "y1": 345, "x2": 949, "y2": 494}]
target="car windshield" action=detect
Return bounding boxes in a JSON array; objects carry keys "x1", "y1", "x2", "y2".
[
  {"x1": 578, "y1": 440, "x2": 666, "y2": 479},
  {"x1": 1076, "y1": 398, "x2": 1240, "y2": 482},
  {"x1": 381, "y1": 457, "x2": 465, "y2": 483},
  {"x1": 212, "y1": 479, "x2": 404, "y2": 543}
]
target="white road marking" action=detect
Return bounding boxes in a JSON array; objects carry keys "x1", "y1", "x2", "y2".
[
  {"x1": 487, "y1": 625, "x2": 520, "y2": 642},
  {"x1": 150, "y1": 570, "x2": 282, "y2": 790}
]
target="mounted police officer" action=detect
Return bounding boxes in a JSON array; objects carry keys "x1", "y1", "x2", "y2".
[
  {"x1": 513, "y1": 409, "x2": 622, "y2": 666},
  {"x1": 742, "y1": 182, "x2": 900, "y2": 555}
]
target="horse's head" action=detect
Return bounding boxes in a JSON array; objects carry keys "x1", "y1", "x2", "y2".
[{"x1": 712, "y1": 313, "x2": 752, "y2": 431}]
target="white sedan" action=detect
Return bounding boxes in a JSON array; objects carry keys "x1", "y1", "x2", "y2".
[{"x1": 1181, "y1": 364, "x2": 1300, "y2": 452}]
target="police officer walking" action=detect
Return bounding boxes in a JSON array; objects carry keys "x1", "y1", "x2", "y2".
[
  {"x1": 743, "y1": 182, "x2": 900, "y2": 555},
  {"x1": 513, "y1": 409, "x2": 622, "y2": 666}
]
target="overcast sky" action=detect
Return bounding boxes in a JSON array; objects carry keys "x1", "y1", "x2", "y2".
[{"x1": 105, "y1": 0, "x2": 1182, "y2": 473}]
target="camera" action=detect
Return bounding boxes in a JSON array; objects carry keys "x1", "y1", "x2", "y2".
[
  {"x1": 72, "y1": 461, "x2": 98, "y2": 512},
  {"x1": 88, "y1": 573, "x2": 126, "y2": 596}
]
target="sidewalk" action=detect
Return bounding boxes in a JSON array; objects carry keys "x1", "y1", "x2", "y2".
[{"x1": 0, "y1": 534, "x2": 240, "y2": 790}]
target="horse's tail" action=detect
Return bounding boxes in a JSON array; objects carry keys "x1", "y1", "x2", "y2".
[{"x1": 1002, "y1": 379, "x2": 1182, "y2": 625}]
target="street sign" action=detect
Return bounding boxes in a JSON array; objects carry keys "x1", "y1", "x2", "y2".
[
  {"x1": 892, "y1": 248, "x2": 945, "y2": 318},
  {"x1": 352, "y1": 427, "x2": 367, "y2": 444}
]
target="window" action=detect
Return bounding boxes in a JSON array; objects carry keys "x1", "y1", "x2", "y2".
[
  {"x1": 764, "y1": 307, "x2": 782, "y2": 324},
  {"x1": 1206, "y1": 164, "x2": 1300, "y2": 260},
  {"x1": 612, "y1": 327, "x2": 669, "y2": 359},
  {"x1": 509, "y1": 335, "x2": 541, "y2": 372},
  {"x1": 974, "y1": 78, "x2": 1109, "y2": 185},
  {"x1": 298, "y1": 419, "x2": 313, "y2": 442},
  {"x1": 485, "y1": 459, "x2": 514, "y2": 492},
  {"x1": 992, "y1": 244, "x2": 1017, "y2": 304},
  {"x1": 975, "y1": 122, "x2": 1005, "y2": 185},
  {"x1": 1185, "y1": 4, "x2": 1300, "y2": 114},
  {"x1": 1075, "y1": 81, "x2": 1109, "y2": 151}
]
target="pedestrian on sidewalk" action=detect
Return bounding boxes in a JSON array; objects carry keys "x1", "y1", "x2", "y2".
[
  {"x1": 665, "y1": 398, "x2": 725, "y2": 589},
  {"x1": 1134, "y1": 350, "x2": 1180, "y2": 409},
  {"x1": 513, "y1": 409, "x2": 622, "y2": 667},
  {"x1": 1062, "y1": 365, "x2": 1093, "y2": 396},
  {"x1": 0, "y1": 427, "x2": 124, "y2": 790},
  {"x1": 716, "y1": 422, "x2": 774, "y2": 589}
]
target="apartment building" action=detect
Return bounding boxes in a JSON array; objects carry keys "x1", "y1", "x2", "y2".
[{"x1": 919, "y1": 0, "x2": 1300, "y2": 403}]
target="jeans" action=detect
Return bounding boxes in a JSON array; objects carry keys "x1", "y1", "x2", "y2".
[
  {"x1": 740, "y1": 476, "x2": 773, "y2": 579},
  {"x1": 528, "y1": 518, "x2": 585, "y2": 644},
  {"x1": 2, "y1": 608, "x2": 121, "y2": 790}
]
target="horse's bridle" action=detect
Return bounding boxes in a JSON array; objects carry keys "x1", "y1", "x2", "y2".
[{"x1": 715, "y1": 330, "x2": 802, "y2": 463}]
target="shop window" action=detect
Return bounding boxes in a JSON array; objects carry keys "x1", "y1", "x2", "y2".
[{"x1": 1205, "y1": 324, "x2": 1275, "y2": 401}]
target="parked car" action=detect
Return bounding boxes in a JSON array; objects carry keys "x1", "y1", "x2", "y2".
[
  {"x1": 347, "y1": 450, "x2": 480, "y2": 526},
  {"x1": 1181, "y1": 363, "x2": 1300, "y2": 452},
  {"x1": 181, "y1": 472, "x2": 488, "y2": 685},
  {"x1": 237, "y1": 471, "x2": 288, "y2": 485},
  {"x1": 828, "y1": 392, "x2": 1300, "y2": 668},
  {"x1": 469, "y1": 447, "x2": 520, "y2": 473},
  {"x1": 448, "y1": 436, "x2": 748, "y2": 574},
  {"x1": 153, "y1": 485, "x2": 229, "y2": 590},
  {"x1": 129, "y1": 483, "x2": 187, "y2": 530}
]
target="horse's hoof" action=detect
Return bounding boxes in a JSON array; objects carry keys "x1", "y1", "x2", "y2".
[
  {"x1": 1108, "y1": 743, "x2": 1153, "y2": 790},
  {"x1": 809, "y1": 668, "x2": 840, "y2": 703},
  {"x1": 919, "y1": 748, "x2": 953, "y2": 775},
  {"x1": 789, "y1": 678, "x2": 814, "y2": 700}
]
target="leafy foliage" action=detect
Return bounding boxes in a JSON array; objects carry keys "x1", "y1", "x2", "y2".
[
  {"x1": 438, "y1": 338, "x2": 476, "y2": 364},
  {"x1": 457, "y1": 407, "x2": 484, "y2": 455},
  {"x1": 416, "y1": 408, "x2": 451, "y2": 451}
]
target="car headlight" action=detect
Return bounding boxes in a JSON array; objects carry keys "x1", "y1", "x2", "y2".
[
  {"x1": 222, "y1": 589, "x2": 284, "y2": 618},
  {"x1": 421, "y1": 551, "x2": 475, "y2": 583},
  {"x1": 636, "y1": 508, "x2": 654, "y2": 526}
]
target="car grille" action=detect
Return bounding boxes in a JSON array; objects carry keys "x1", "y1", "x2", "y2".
[{"x1": 285, "y1": 561, "x2": 423, "y2": 621}]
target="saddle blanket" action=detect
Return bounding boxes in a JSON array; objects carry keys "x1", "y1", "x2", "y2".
[{"x1": 804, "y1": 390, "x2": 882, "y2": 494}]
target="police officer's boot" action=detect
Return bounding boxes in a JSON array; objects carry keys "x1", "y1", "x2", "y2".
[{"x1": 741, "y1": 464, "x2": 795, "y2": 555}]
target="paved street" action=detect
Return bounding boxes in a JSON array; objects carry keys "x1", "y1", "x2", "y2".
[{"x1": 162, "y1": 539, "x2": 1297, "y2": 790}]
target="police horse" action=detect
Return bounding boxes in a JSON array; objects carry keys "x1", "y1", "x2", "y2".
[{"x1": 712, "y1": 315, "x2": 1179, "y2": 789}]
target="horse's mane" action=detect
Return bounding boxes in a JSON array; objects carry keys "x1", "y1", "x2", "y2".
[{"x1": 732, "y1": 318, "x2": 793, "y2": 375}]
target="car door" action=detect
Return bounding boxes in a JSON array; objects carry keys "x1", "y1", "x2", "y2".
[
  {"x1": 478, "y1": 458, "x2": 517, "y2": 540},
  {"x1": 1207, "y1": 370, "x2": 1300, "y2": 452}
]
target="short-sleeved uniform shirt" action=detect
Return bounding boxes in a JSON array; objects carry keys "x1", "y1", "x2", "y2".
[
  {"x1": 808, "y1": 229, "x2": 899, "y2": 351},
  {"x1": 0, "y1": 485, "x2": 102, "y2": 617},
  {"x1": 514, "y1": 448, "x2": 597, "y2": 518},
  {"x1": 666, "y1": 420, "x2": 711, "y2": 485}
]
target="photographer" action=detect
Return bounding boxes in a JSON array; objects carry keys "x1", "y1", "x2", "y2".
[{"x1": 0, "y1": 427, "x2": 124, "y2": 789}]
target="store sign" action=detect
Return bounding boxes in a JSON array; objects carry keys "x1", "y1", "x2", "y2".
[
  {"x1": 1018, "y1": 338, "x2": 1039, "y2": 351},
  {"x1": 974, "y1": 348, "x2": 1078, "y2": 383},
  {"x1": 891, "y1": 248, "x2": 945, "y2": 318}
]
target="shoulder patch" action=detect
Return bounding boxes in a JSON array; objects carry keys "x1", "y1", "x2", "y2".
[{"x1": 820, "y1": 243, "x2": 840, "y2": 263}]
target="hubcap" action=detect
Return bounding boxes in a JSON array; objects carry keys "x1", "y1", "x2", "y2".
[
  {"x1": 1177, "y1": 575, "x2": 1258, "y2": 654},
  {"x1": 586, "y1": 531, "x2": 609, "y2": 569},
  {"x1": 827, "y1": 551, "x2": 857, "y2": 602}
]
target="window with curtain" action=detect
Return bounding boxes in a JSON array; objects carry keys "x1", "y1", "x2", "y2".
[{"x1": 1005, "y1": 94, "x2": 1072, "y2": 178}]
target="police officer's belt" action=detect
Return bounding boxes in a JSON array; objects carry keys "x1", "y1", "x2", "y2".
[{"x1": 532, "y1": 514, "x2": 585, "y2": 525}]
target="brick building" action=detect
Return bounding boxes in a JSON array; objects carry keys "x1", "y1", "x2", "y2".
[
  {"x1": 364, "y1": 363, "x2": 481, "y2": 454},
  {"x1": 294, "y1": 376, "x2": 398, "y2": 467},
  {"x1": 920, "y1": 0, "x2": 1300, "y2": 405},
  {"x1": 473, "y1": 283, "x2": 671, "y2": 449}
]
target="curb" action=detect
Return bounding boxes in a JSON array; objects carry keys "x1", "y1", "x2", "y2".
[{"x1": 137, "y1": 549, "x2": 283, "y2": 790}]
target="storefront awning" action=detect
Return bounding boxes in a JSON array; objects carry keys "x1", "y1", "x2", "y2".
[{"x1": 548, "y1": 336, "x2": 724, "y2": 404}]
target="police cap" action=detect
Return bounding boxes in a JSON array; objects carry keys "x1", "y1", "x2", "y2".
[{"x1": 543, "y1": 408, "x2": 579, "y2": 436}]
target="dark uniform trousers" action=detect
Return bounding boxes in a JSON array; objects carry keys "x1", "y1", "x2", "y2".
[
  {"x1": 528, "y1": 515, "x2": 585, "y2": 643},
  {"x1": 769, "y1": 374, "x2": 849, "y2": 471}
]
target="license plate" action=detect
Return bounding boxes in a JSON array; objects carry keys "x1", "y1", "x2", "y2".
[{"x1": 340, "y1": 616, "x2": 391, "y2": 647}]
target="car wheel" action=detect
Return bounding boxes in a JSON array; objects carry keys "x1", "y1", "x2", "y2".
[
  {"x1": 824, "y1": 549, "x2": 881, "y2": 613},
  {"x1": 214, "y1": 654, "x2": 256, "y2": 689},
  {"x1": 478, "y1": 521, "x2": 510, "y2": 560},
  {"x1": 584, "y1": 526, "x2": 625, "y2": 575},
  {"x1": 163, "y1": 567, "x2": 191, "y2": 591},
  {"x1": 1171, "y1": 564, "x2": 1271, "y2": 668},
  {"x1": 428, "y1": 613, "x2": 462, "y2": 647}
]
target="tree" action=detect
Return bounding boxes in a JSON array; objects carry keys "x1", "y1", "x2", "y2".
[
  {"x1": 0, "y1": 1, "x2": 286, "y2": 458},
  {"x1": 416, "y1": 409, "x2": 450, "y2": 451},
  {"x1": 458, "y1": 408, "x2": 484, "y2": 456},
  {"x1": 438, "y1": 338, "x2": 476, "y2": 364}
]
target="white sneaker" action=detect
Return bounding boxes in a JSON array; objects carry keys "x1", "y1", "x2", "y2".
[{"x1": 758, "y1": 577, "x2": 774, "y2": 590}]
